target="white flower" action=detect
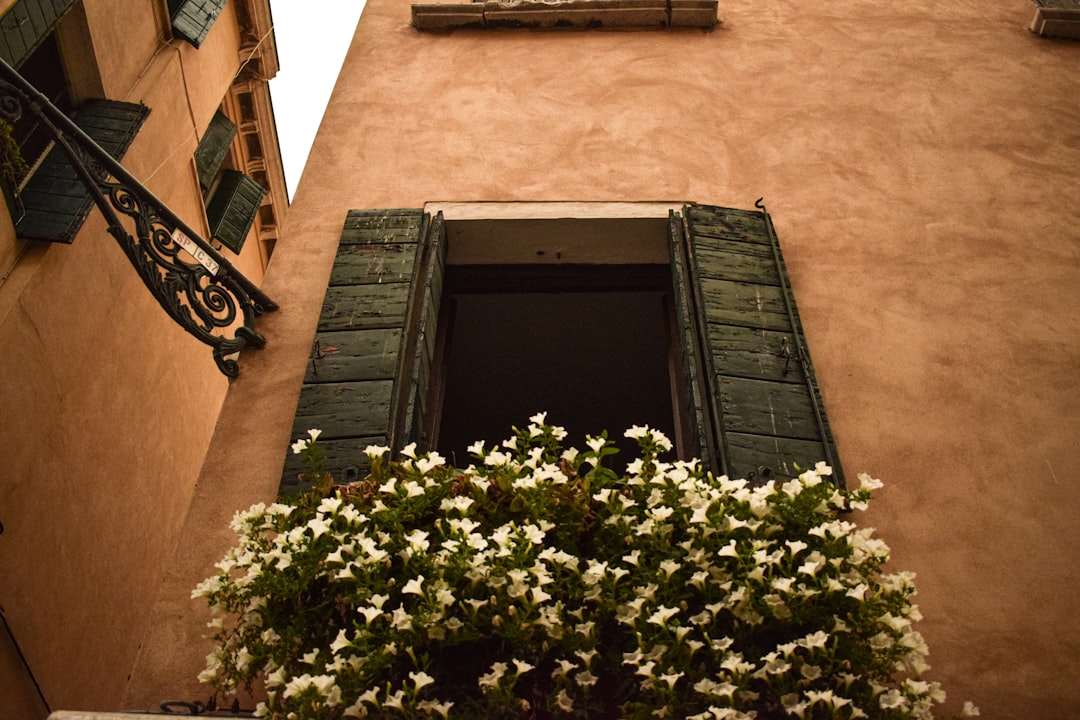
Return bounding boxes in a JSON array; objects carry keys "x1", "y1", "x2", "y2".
[
  {"x1": 513, "y1": 658, "x2": 535, "y2": 674},
  {"x1": 401, "y1": 442, "x2": 418, "y2": 458},
  {"x1": 647, "y1": 605, "x2": 679, "y2": 626},
  {"x1": 717, "y1": 539, "x2": 739, "y2": 557},
  {"x1": 658, "y1": 671, "x2": 683, "y2": 689},
  {"x1": 392, "y1": 606, "x2": 413, "y2": 631},
  {"x1": 416, "y1": 453, "x2": 444, "y2": 474},
  {"x1": 384, "y1": 689, "x2": 406, "y2": 710},
  {"x1": 530, "y1": 412, "x2": 548, "y2": 425},
  {"x1": 576, "y1": 669, "x2": 600, "y2": 687},
  {"x1": 478, "y1": 662, "x2": 508, "y2": 690},
  {"x1": 410, "y1": 671, "x2": 436, "y2": 691},
  {"x1": 484, "y1": 450, "x2": 512, "y2": 466},
  {"x1": 418, "y1": 700, "x2": 454, "y2": 718},
  {"x1": 858, "y1": 472, "x2": 884, "y2": 491},
  {"x1": 290, "y1": 438, "x2": 309, "y2": 454},
  {"x1": 801, "y1": 630, "x2": 830, "y2": 650},
  {"x1": 586, "y1": 435, "x2": 607, "y2": 454},
  {"x1": 403, "y1": 575, "x2": 425, "y2": 595},
  {"x1": 467, "y1": 440, "x2": 485, "y2": 455},
  {"x1": 961, "y1": 701, "x2": 981, "y2": 716},
  {"x1": 307, "y1": 516, "x2": 331, "y2": 539},
  {"x1": 330, "y1": 629, "x2": 350, "y2": 654},
  {"x1": 555, "y1": 689, "x2": 574, "y2": 712},
  {"x1": 364, "y1": 444, "x2": 390, "y2": 458},
  {"x1": 359, "y1": 606, "x2": 382, "y2": 624},
  {"x1": 307, "y1": 429, "x2": 322, "y2": 441}
]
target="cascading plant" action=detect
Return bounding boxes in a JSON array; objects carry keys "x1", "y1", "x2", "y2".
[{"x1": 195, "y1": 414, "x2": 978, "y2": 720}]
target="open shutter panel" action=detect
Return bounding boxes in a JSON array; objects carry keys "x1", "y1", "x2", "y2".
[
  {"x1": 205, "y1": 169, "x2": 265, "y2": 253},
  {"x1": 668, "y1": 211, "x2": 716, "y2": 466},
  {"x1": 16, "y1": 100, "x2": 150, "y2": 243},
  {"x1": 397, "y1": 211, "x2": 446, "y2": 449},
  {"x1": 167, "y1": 0, "x2": 227, "y2": 48},
  {"x1": 281, "y1": 209, "x2": 430, "y2": 496},
  {"x1": 679, "y1": 203, "x2": 844, "y2": 487},
  {"x1": 0, "y1": 0, "x2": 78, "y2": 69},
  {"x1": 194, "y1": 110, "x2": 237, "y2": 189}
]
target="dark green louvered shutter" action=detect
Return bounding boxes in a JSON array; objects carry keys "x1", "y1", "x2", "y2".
[
  {"x1": 671, "y1": 203, "x2": 844, "y2": 486},
  {"x1": 281, "y1": 209, "x2": 446, "y2": 496},
  {"x1": 16, "y1": 100, "x2": 150, "y2": 243},
  {"x1": 0, "y1": 0, "x2": 78, "y2": 69},
  {"x1": 167, "y1": 0, "x2": 226, "y2": 48},
  {"x1": 205, "y1": 169, "x2": 265, "y2": 253},
  {"x1": 195, "y1": 110, "x2": 237, "y2": 189}
]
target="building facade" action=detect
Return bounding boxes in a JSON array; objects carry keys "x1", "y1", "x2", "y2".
[
  {"x1": 4, "y1": 0, "x2": 1079, "y2": 718},
  {"x1": 125, "y1": 1, "x2": 1078, "y2": 718},
  {"x1": 0, "y1": 0, "x2": 286, "y2": 716}
]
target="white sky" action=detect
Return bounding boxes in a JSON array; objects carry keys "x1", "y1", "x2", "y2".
[{"x1": 268, "y1": 0, "x2": 366, "y2": 199}]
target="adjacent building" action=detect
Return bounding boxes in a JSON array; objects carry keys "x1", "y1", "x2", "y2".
[{"x1": 0, "y1": 0, "x2": 286, "y2": 716}]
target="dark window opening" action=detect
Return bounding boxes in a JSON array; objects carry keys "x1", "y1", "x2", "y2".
[
  {"x1": 432, "y1": 264, "x2": 679, "y2": 470},
  {"x1": 238, "y1": 92, "x2": 256, "y2": 122},
  {"x1": 244, "y1": 133, "x2": 263, "y2": 159},
  {"x1": 10, "y1": 33, "x2": 73, "y2": 185}
]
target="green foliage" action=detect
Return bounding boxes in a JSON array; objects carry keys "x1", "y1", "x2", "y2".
[
  {"x1": 196, "y1": 415, "x2": 976, "y2": 720},
  {"x1": 0, "y1": 119, "x2": 28, "y2": 183}
]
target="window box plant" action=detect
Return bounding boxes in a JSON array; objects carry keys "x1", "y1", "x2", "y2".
[{"x1": 196, "y1": 416, "x2": 977, "y2": 719}]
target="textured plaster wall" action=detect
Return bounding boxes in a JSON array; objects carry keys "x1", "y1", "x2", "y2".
[
  {"x1": 128, "y1": 0, "x2": 1080, "y2": 718},
  {"x1": 0, "y1": 1, "x2": 263, "y2": 715}
]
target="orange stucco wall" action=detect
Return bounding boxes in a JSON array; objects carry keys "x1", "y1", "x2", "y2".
[
  {"x1": 127, "y1": 1, "x2": 1079, "y2": 718},
  {"x1": 0, "y1": 1, "x2": 273, "y2": 716}
]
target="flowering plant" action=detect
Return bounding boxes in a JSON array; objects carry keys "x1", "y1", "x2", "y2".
[{"x1": 196, "y1": 415, "x2": 976, "y2": 720}]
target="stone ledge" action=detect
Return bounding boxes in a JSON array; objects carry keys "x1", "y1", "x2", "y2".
[
  {"x1": 1030, "y1": 1, "x2": 1080, "y2": 38},
  {"x1": 412, "y1": 0, "x2": 718, "y2": 31}
]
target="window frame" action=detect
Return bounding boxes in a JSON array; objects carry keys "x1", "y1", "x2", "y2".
[{"x1": 281, "y1": 202, "x2": 845, "y2": 495}]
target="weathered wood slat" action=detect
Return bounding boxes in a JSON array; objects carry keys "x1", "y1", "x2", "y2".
[
  {"x1": 717, "y1": 375, "x2": 820, "y2": 441},
  {"x1": 709, "y1": 325, "x2": 803, "y2": 384},
  {"x1": 291, "y1": 380, "x2": 394, "y2": 439},
  {"x1": 306, "y1": 328, "x2": 402, "y2": 384},
  {"x1": 330, "y1": 243, "x2": 417, "y2": 286},
  {"x1": 280, "y1": 436, "x2": 386, "y2": 496},
  {"x1": 343, "y1": 209, "x2": 425, "y2": 230},
  {"x1": 725, "y1": 433, "x2": 829, "y2": 481},
  {"x1": 687, "y1": 206, "x2": 770, "y2": 245},
  {"x1": 700, "y1": 277, "x2": 792, "y2": 333},
  {"x1": 694, "y1": 241, "x2": 781, "y2": 286},
  {"x1": 318, "y1": 283, "x2": 412, "y2": 332},
  {"x1": 340, "y1": 227, "x2": 425, "y2": 245}
]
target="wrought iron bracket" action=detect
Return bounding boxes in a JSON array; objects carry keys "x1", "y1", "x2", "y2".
[{"x1": 0, "y1": 59, "x2": 277, "y2": 377}]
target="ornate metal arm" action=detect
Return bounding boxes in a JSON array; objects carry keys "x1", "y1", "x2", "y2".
[{"x1": 0, "y1": 59, "x2": 277, "y2": 377}]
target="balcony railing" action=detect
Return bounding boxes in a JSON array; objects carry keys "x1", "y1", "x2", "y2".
[{"x1": 0, "y1": 59, "x2": 277, "y2": 377}]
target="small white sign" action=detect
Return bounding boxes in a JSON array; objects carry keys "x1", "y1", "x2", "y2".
[{"x1": 172, "y1": 228, "x2": 220, "y2": 276}]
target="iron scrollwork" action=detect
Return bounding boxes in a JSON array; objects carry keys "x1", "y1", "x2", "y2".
[{"x1": 0, "y1": 59, "x2": 277, "y2": 377}]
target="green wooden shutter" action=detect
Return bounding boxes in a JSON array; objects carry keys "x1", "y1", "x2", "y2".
[
  {"x1": 671, "y1": 203, "x2": 844, "y2": 486},
  {"x1": 194, "y1": 110, "x2": 237, "y2": 189},
  {"x1": 16, "y1": 100, "x2": 150, "y2": 243},
  {"x1": 0, "y1": 0, "x2": 78, "y2": 69},
  {"x1": 167, "y1": 0, "x2": 226, "y2": 48},
  {"x1": 205, "y1": 169, "x2": 265, "y2": 253},
  {"x1": 281, "y1": 209, "x2": 446, "y2": 496}
]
